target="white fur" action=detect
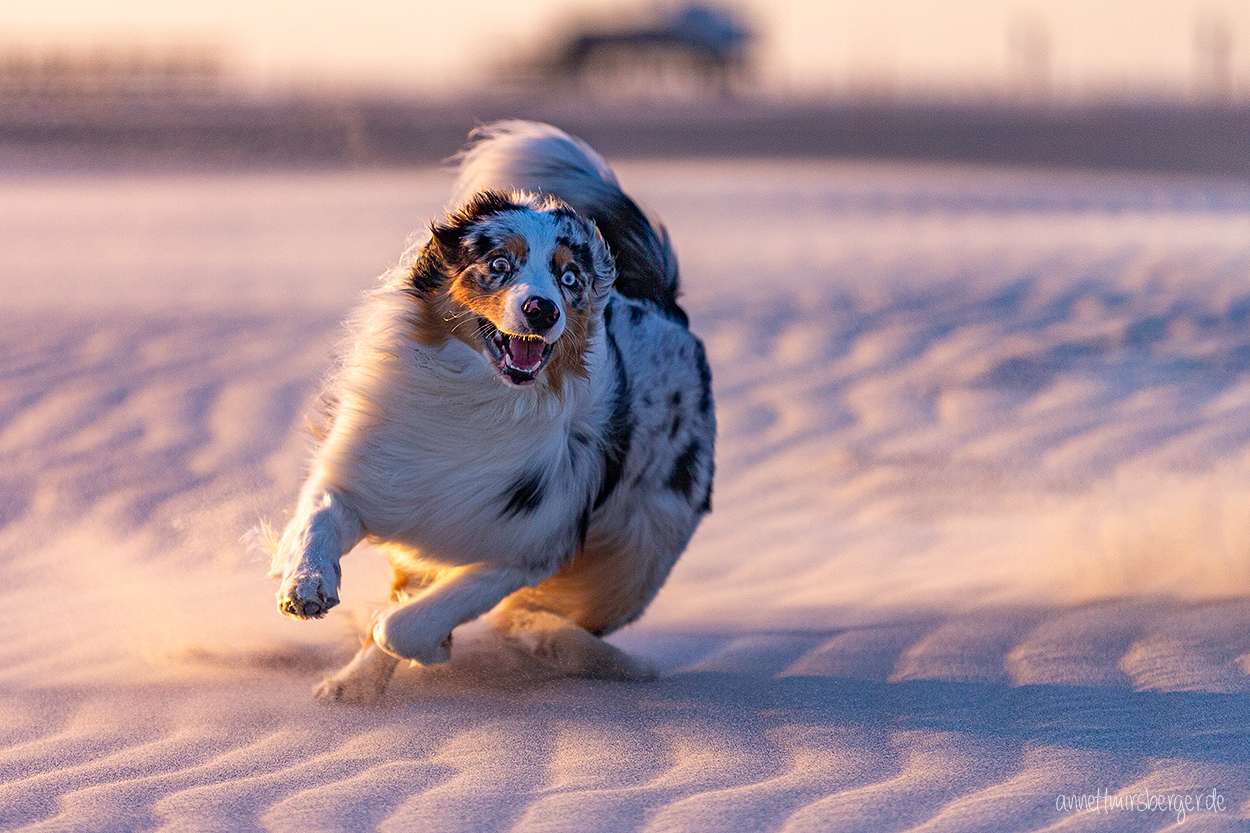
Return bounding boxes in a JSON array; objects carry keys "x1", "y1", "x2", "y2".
[
  {"x1": 313, "y1": 284, "x2": 611, "y2": 565},
  {"x1": 450, "y1": 121, "x2": 621, "y2": 213}
]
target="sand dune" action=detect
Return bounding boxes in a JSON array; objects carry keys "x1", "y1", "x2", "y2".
[{"x1": 0, "y1": 160, "x2": 1247, "y2": 831}]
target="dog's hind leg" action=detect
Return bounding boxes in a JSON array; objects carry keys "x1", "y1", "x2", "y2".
[
  {"x1": 313, "y1": 637, "x2": 399, "y2": 704},
  {"x1": 372, "y1": 564, "x2": 535, "y2": 665},
  {"x1": 274, "y1": 487, "x2": 364, "y2": 620},
  {"x1": 491, "y1": 602, "x2": 658, "y2": 681}
]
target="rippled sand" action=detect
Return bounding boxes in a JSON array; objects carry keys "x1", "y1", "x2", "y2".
[{"x1": 0, "y1": 160, "x2": 1247, "y2": 831}]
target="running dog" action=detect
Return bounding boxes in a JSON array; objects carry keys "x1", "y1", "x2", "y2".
[{"x1": 271, "y1": 121, "x2": 714, "y2": 702}]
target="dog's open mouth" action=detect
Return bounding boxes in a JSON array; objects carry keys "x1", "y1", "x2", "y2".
[{"x1": 481, "y1": 321, "x2": 554, "y2": 385}]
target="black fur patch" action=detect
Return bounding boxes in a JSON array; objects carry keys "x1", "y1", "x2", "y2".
[
  {"x1": 694, "y1": 340, "x2": 713, "y2": 415},
  {"x1": 666, "y1": 440, "x2": 702, "y2": 500},
  {"x1": 585, "y1": 191, "x2": 689, "y2": 326},
  {"x1": 410, "y1": 260, "x2": 442, "y2": 293},
  {"x1": 593, "y1": 320, "x2": 633, "y2": 510},
  {"x1": 576, "y1": 505, "x2": 591, "y2": 548},
  {"x1": 501, "y1": 470, "x2": 545, "y2": 516},
  {"x1": 410, "y1": 226, "x2": 450, "y2": 293},
  {"x1": 669, "y1": 389, "x2": 684, "y2": 438},
  {"x1": 471, "y1": 234, "x2": 496, "y2": 262},
  {"x1": 448, "y1": 190, "x2": 523, "y2": 228},
  {"x1": 698, "y1": 478, "x2": 713, "y2": 514},
  {"x1": 628, "y1": 303, "x2": 646, "y2": 325}
]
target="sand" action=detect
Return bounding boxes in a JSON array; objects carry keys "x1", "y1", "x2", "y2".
[{"x1": 0, "y1": 159, "x2": 1247, "y2": 831}]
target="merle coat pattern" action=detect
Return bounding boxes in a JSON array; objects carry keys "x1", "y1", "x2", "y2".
[{"x1": 270, "y1": 121, "x2": 714, "y2": 701}]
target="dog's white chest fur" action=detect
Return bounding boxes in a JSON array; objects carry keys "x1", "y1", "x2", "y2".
[{"x1": 316, "y1": 315, "x2": 610, "y2": 573}]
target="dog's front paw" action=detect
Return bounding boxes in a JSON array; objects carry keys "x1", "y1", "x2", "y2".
[{"x1": 277, "y1": 572, "x2": 339, "y2": 620}]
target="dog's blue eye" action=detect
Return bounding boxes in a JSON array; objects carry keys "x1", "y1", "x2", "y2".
[
  {"x1": 490, "y1": 257, "x2": 511, "y2": 274},
  {"x1": 560, "y1": 270, "x2": 578, "y2": 287}
]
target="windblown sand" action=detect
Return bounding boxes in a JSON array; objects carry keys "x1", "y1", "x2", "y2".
[{"x1": 1, "y1": 160, "x2": 1247, "y2": 831}]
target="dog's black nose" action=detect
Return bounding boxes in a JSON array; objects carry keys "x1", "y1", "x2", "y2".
[{"x1": 522, "y1": 296, "x2": 560, "y2": 333}]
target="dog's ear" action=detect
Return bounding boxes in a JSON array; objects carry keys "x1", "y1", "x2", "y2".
[
  {"x1": 409, "y1": 223, "x2": 457, "y2": 294},
  {"x1": 411, "y1": 191, "x2": 522, "y2": 294},
  {"x1": 410, "y1": 217, "x2": 477, "y2": 293},
  {"x1": 585, "y1": 221, "x2": 618, "y2": 310}
]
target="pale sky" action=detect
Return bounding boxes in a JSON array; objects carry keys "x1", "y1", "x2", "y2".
[{"x1": 2, "y1": 0, "x2": 1248, "y2": 100}]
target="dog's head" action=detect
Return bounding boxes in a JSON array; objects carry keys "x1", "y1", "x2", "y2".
[{"x1": 408, "y1": 190, "x2": 616, "y2": 388}]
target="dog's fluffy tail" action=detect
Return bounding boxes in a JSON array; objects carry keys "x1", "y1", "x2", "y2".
[{"x1": 450, "y1": 120, "x2": 687, "y2": 325}]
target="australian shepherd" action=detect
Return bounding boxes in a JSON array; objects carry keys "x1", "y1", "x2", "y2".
[{"x1": 270, "y1": 121, "x2": 715, "y2": 702}]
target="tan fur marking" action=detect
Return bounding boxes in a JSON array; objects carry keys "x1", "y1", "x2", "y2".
[
  {"x1": 409, "y1": 274, "x2": 507, "y2": 354},
  {"x1": 502, "y1": 235, "x2": 528, "y2": 265},
  {"x1": 542, "y1": 241, "x2": 597, "y2": 392},
  {"x1": 496, "y1": 537, "x2": 649, "y2": 636},
  {"x1": 448, "y1": 274, "x2": 509, "y2": 348},
  {"x1": 541, "y1": 302, "x2": 592, "y2": 393},
  {"x1": 386, "y1": 546, "x2": 451, "y2": 601},
  {"x1": 410, "y1": 290, "x2": 455, "y2": 347},
  {"x1": 551, "y1": 244, "x2": 577, "y2": 274},
  {"x1": 492, "y1": 605, "x2": 655, "y2": 680}
]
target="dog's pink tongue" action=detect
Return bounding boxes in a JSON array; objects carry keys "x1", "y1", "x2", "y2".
[{"x1": 507, "y1": 338, "x2": 546, "y2": 371}]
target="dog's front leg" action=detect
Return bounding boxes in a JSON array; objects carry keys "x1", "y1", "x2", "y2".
[
  {"x1": 372, "y1": 564, "x2": 537, "y2": 664},
  {"x1": 274, "y1": 487, "x2": 363, "y2": 619}
]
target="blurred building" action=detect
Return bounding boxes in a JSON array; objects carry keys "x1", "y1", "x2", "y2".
[{"x1": 508, "y1": 3, "x2": 755, "y2": 98}]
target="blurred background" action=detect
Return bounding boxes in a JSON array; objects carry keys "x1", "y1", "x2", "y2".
[{"x1": 2, "y1": 0, "x2": 1248, "y2": 175}]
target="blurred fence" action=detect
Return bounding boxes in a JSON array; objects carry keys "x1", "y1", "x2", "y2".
[{"x1": 2, "y1": 95, "x2": 1246, "y2": 180}]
